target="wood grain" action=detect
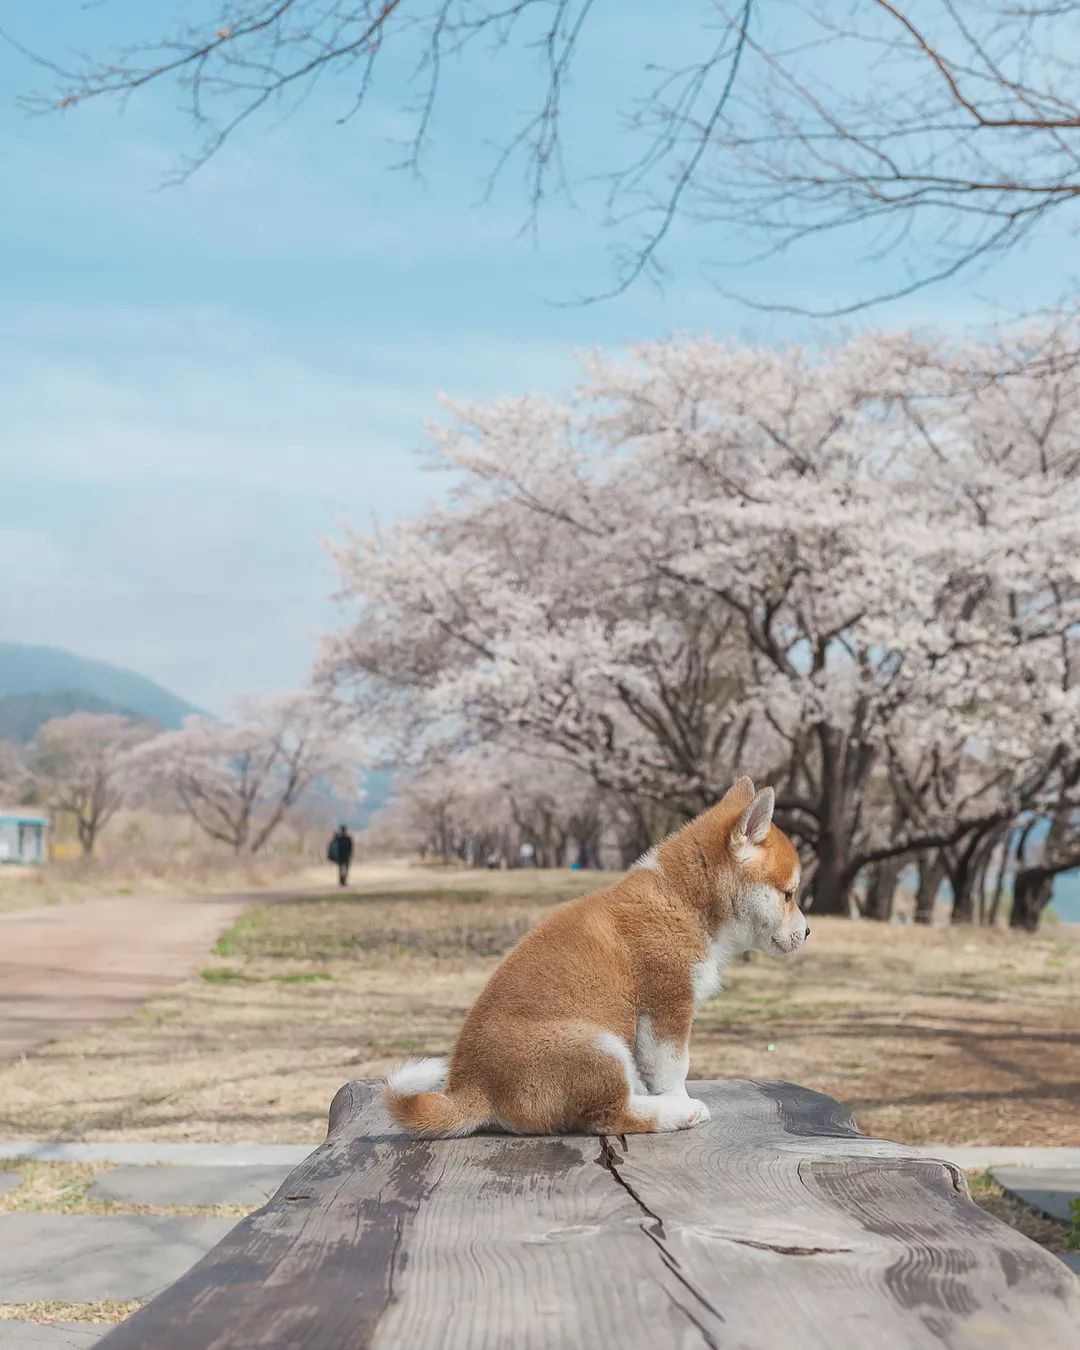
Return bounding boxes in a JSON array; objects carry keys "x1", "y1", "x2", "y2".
[{"x1": 97, "y1": 1079, "x2": 1080, "y2": 1349}]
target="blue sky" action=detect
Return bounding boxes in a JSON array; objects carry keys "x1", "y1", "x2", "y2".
[{"x1": 1, "y1": 1, "x2": 1075, "y2": 712}]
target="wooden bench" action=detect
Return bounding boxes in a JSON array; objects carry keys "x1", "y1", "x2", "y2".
[{"x1": 98, "y1": 1079, "x2": 1080, "y2": 1348}]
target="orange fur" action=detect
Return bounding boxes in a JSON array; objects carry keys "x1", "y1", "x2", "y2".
[{"x1": 383, "y1": 778, "x2": 807, "y2": 1137}]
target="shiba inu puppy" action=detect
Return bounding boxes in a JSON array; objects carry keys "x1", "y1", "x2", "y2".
[{"x1": 384, "y1": 777, "x2": 807, "y2": 1136}]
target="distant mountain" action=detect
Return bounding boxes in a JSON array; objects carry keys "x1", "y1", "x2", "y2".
[
  {"x1": 0, "y1": 690, "x2": 136, "y2": 744},
  {"x1": 0, "y1": 643, "x2": 200, "y2": 741}
]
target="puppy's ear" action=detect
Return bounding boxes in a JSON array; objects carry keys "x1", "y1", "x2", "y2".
[
  {"x1": 730, "y1": 787, "x2": 775, "y2": 861},
  {"x1": 717, "y1": 776, "x2": 755, "y2": 815}
]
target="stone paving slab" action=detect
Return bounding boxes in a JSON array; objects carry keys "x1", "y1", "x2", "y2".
[
  {"x1": 991, "y1": 1165, "x2": 1080, "y2": 1224},
  {"x1": 0, "y1": 1215, "x2": 235, "y2": 1303},
  {"x1": 917, "y1": 1145, "x2": 1080, "y2": 1170},
  {"x1": 0, "y1": 1142, "x2": 312, "y2": 1167},
  {"x1": 0, "y1": 1324, "x2": 102, "y2": 1348},
  {"x1": 0, "y1": 1172, "x2": 21, "y2": 1197},
  {"x1": 91, "y1": 1164, "x2": 292, "y2": 1208}
]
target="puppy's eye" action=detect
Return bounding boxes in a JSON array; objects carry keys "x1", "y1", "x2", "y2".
[{"x1": 784, "y1": 889, "x2": 796, "y2": 902}]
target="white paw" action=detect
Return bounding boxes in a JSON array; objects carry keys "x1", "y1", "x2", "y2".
[
  {"x1": 632, "y1": 1094, "x2": 711, "y2": 1131},
  {"x1": 686, "y1": 1098, "x2": 711, "y2": 1126}
]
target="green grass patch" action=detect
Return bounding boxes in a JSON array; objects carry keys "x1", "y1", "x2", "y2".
[
  {"x1": 201, "y1": 967, "x2": 256, "y2": 983},
  {"x1": 213, "y1": 907, "x2": 266, "y2": 957},
  {"x1": 348, "y1": 889, "x2": 493, "y2": 904},
  {"x1": 200, "y1": 968, "x2": 337, "y2": 985},
  {"x1": 965, "y1": 1169, "x2": 1073, "y2": 1252},
  {"x1": 211, "y1": 891, "x2": 495, "y2": 962},
  {"x1": 295, "y1": 889, "x2": 494, "y2": 906}
]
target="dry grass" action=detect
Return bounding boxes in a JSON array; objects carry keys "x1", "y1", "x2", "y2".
[
  {"x1": 0, "y1": 1300, "x2": 142, "y2": 1325},
  {"x1": 0, "y1": 858, "x2": 332, "y2": 917},
  {"x1": 0, "y1": 805, "x2": 349, "y2": 915},
  {"x1": 966, "y1": 1170, "x2": 1073, "y2": 1251},
  {"x1": 0, "y1": 864, "x2": 1077, "y2": 1146},
  {"x1": 0, "y1": 1160, "x2": 254, "y2": 1219}
]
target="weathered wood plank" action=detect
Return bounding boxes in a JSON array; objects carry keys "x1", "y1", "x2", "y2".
[{"x1": 98, "y1": 1080, "x2": 1080, "y2": 1349}]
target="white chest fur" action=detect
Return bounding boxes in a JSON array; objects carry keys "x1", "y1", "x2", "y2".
[{"x1": 691, "y1": 934, "x2": 741, "y2": 1007}]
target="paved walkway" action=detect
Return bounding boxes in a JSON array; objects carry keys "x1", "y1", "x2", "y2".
[
  {"x1": 0, "y1": 1142, "x2": 312, "y2": 1166},
  {"x1": 0, "y1": 888, "x2": 317, "y2": 1062},
  {"x1": 0, "y1": 1156, "x2": 299, "y2": 1348},
  {"x1": 917, "y1": 1144, "x2": 1080, "y2": 1170}
]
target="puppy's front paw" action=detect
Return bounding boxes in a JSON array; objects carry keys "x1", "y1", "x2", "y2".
[
  {"x1": 648, "y1": 1095, "x2": 711, "y2": 1131},
  {"x1": 686, "y1": 1098, "x2": 711, "y2": 1126}
]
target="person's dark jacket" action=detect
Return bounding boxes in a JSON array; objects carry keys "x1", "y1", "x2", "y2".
[{"x1": 328, "y1": 830, "x2": 353, "y2": 864}]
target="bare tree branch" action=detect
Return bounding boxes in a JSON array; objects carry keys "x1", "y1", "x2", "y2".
[{"x1": 8, "y1": 1, "x2": 1080, "y2": 309}]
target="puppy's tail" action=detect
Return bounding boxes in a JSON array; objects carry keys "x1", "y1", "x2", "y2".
[{"x1": 382, "y1": 1057, "x2": 491, "y2": 1138}]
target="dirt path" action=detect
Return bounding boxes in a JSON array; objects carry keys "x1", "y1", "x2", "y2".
[{"x1": 0, "y1": 889, "x2": 318, "y2": 1062}]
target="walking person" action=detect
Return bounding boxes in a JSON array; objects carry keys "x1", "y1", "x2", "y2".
[{"x1": 328, "y1": 824, "x2": 354, "y2": 887}]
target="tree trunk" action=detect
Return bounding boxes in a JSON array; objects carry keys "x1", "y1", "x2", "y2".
[
  {"x1": 989, "y1": 828, "x2": 1023, "y2": 927},
  {"x1": 978, "y1": 841, "x2": 1007, "y2": 926},
  {"x1": 811, "y1": 725, "x2": 858, "y2": 917},
  {"x1": 987, "y1": 856, "x2": 1009, "y2": 927},
  {"x1": 811, "y1": 830, "x2": 853, "y2": 916},
  {"x1": 973, "y1": 849, "x2": 992, "y2": 926},
  {"x1": 78, "y1": 816, "x2": 96, "y2": 857},
  {"x1": 949, "y1": 828, "x2": 1001, "y2": 925},
  {"x1": 865, "y1": 856, "x2": 904, "y2": 922},
  {"x1": 1009, "y1": 867, "x2": 1055, "y2": 933},
  {"x1": 948, "y1": 838, "x2": 984, "y2": 925},
  {"x1": 949, "y1": 861, "x2": 976, "y2": 924},
  {"x1": 914, "y1": 852, "x2": 945, "y2": 925}
]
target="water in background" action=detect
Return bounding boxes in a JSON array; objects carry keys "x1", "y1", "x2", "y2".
[{"x1": 1050, "y1": 870, "x2": 1080, "y2": 923}]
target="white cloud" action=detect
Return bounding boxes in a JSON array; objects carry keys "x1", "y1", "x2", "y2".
[{"x1": 0, "y1": 301, "x2": 579, "y2": 482}]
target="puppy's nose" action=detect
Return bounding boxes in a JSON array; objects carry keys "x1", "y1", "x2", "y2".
[{"x1": 804, "y1": 925, "x2": 811, "y2": 939}]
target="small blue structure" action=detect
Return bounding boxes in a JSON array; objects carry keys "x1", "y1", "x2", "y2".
[{"x1": 0, "y1": 810, "x2": 49, "y2": 864}]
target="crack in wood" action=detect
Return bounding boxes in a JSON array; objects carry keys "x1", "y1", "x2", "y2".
[
  {"x1": 723, "y1": 1236, "x2": 853, "y2": 1256},
  {"x1": 361, "y1": 1155, "x2": 445, "y2": 1341},
  {"x1": 641, "y1": 1227, "x2": 727, "y2": 1324},
  {"x1": 596, "y1": 1134, "x2": 726, "y2": 1329},
  {"x1": 664, "y1": 1290, "x2": 721, "y2": 1350},
  {"x1": 386, "y1": 1214, "x2": 405, "y2": 1306},
  {"x1": 596, "y1": 1135, "x2": 667, "y2": 1239}
]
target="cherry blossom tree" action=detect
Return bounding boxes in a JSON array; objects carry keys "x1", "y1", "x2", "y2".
[
  {"x1": 375, "y1": 748, "x2": 630, "y2": 868},
  {"x1": 131, "y1": 694, "x2": 365, "y2": 854},
  {"x1": 323, "y1": 318, "x2": 1080, "y2": 924},
  {"x1": 373, "y1": 757, "x2": 511, "y2": 865},
  {"x1": 0, "y1": 741, "x2": 30, "y2": 806},
  {"x1": 31, "y1": 713, "x2": 155, "y2": 857}
]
